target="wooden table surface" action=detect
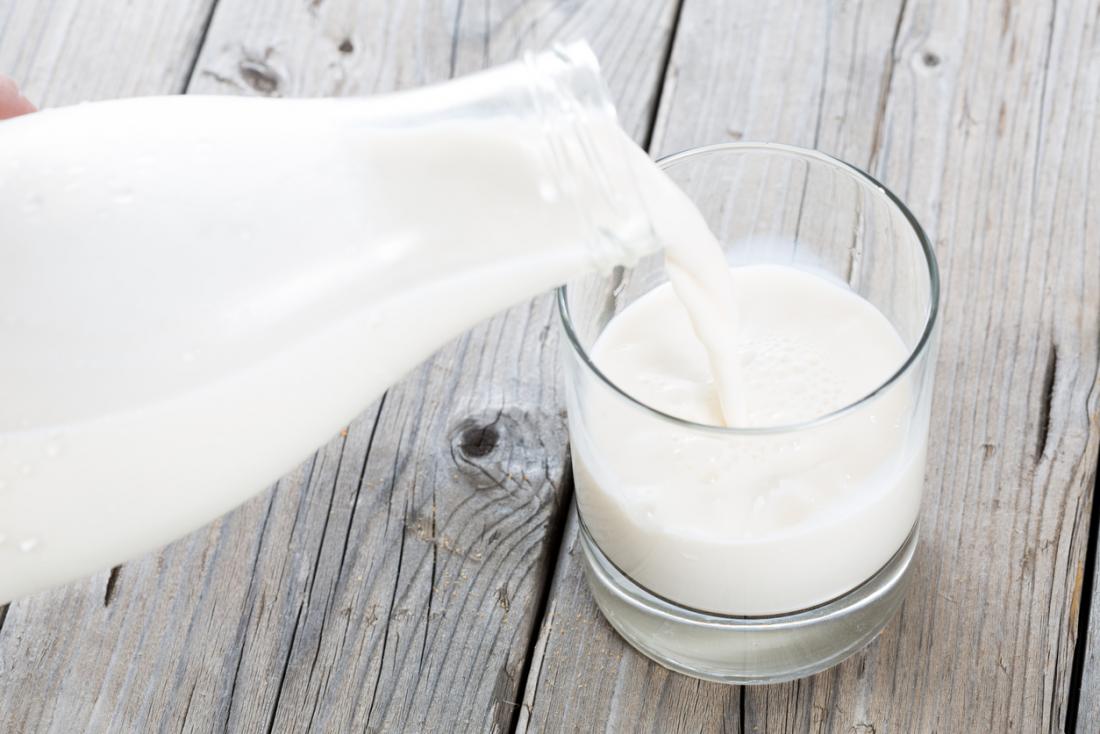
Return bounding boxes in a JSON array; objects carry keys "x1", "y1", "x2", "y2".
[{"x1": 2, "y1": 1, "x2": 1099, "y2": 731}]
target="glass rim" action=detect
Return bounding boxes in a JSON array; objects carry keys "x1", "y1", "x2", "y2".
[{"x1": 556, "y1": 141, "x2": 941, "y2": 436}]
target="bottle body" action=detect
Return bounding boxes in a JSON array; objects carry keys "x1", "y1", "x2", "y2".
[{"x1": 0, "y1": 45, "x2": 654, "y2": 602}]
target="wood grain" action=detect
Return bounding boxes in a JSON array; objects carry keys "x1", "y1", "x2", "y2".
[
  {"x1": 0, "y1": 0, "x2": 216, "y2": 105},
  {"x1": 4, "y1": 0, "x2": 1098, "y2": 731},
  {"x1": 0, "y1": 1, "x2": 681, "y2": 732},
  {"x1": 520, "y1": 0, "x2": 1100, "y2": 732}
]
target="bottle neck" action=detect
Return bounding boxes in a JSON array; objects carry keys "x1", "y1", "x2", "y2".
[
  {"x1": 524, "y1": 43, "x2": 659, "y2": 271},
  {"x1": 340, "y1": 42, "x2": 659, "y2": 273}
]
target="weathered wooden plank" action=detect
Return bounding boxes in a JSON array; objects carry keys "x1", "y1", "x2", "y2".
[
  {"x1": 1080, "y1": 474, "x2": 1100, "y2": 730},
  {"x1": 1047, "y1": 0, "x2": 1100, "y2": 726},
  {"x1": 520, "y1": 0, "x2": 1100, "y2": 732},
  {"x1": 0, "y1": 1, "x2": 681, "y2": 732},
  {"x1": 0, "y1": 0, "x2": 216, "y2": 104},
  {"x1": 518, "y1": 1, "x2": 906, "y2": 730},
  {"x1": 746, "y1": 0, "x2": 1100, "y2": 730}
]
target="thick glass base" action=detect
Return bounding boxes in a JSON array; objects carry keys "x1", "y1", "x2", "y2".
[{"x1": 578, "y1": 520, "x2": 919, "y2": 684}]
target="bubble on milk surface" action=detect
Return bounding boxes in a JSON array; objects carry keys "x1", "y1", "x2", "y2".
[{"x1": 736, "y1": 334, "x2": 845, "y2": 426}]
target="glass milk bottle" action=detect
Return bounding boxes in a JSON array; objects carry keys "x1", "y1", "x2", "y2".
[{"x1": 0, "y1": 43, "x2": 657, "y2": 604}]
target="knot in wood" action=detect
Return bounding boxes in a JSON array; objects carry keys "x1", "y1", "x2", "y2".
[
  {"x1": 448, "y1": 408, "x2": 568, "y2": 498},
  {"x1": 238, "y1": 59, "x2": 281, "y2": 95},
  {"x1": 458, "y1": 423, "x2": 499, "y2": 459}
]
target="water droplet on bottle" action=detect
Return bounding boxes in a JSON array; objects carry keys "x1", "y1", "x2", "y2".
[
  {"x1": 19, "y1": 464, "x2": 32, "y2": 477},
  {"x1": 19, "y1": 538, "x2": 38, "y2": 553}
]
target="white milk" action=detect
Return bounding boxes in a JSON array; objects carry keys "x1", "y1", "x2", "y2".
[
  {"x1": 571, "y1": 265, "x2": 924, "y2": 616},
  {"x1": 0, "y1": 88, "x2": 666, "y2": 603},
  {"x1": 0, "y1": 53, "x2": 917, "y2": 616}
]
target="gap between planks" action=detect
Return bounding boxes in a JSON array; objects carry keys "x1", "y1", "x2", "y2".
[
  {"x1": 1066, "y1": 462, "x2": 1100, "y2": 731},
  {"x1": 506, "y1": 1, "x2": 691, "y2": 729}
]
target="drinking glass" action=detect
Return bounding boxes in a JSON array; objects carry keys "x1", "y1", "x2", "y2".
[{"x1": 558, "y1": 143, "x2": 940, "y2": 683}]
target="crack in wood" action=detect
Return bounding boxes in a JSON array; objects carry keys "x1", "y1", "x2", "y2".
[
  {"x1": 364, "y1": 518, "x2": 407, "y2": 728},
  {"x1": 222, "y1": 492, "x2": 278, "y2": 729},
  {"x1": 508, "y1": 466, "x2": 574, "y2": 734},
  {"x1": 180, "y1": 0, "x2": 221, "y2": 93},
  {"x1": 1066, "y1": 465, "x2": 1100, "y2": 732},
  {"x1": 103, "y1": 565, "x2": 122, "y2": 607},
  {"x1": 514, "y1": 600, "x2": 555, "y2": 733},
  {"x1": 448, "y1": 0, "x2": 466, "y2": 79},
  {"x1": 1029, "y1": 0, "x2": 1059, "y2": 218},
  {"x1": 420, "y1": 500, "x2": 437, "y2": 675},
  {"x1": 867, "y1": 0, "x2": 910, "y2": 172},
  {"x1": 264, "y1": 601, "x2": 305, "y2": 734},
  {"x1": 1037, "y1": 343, "x2": 1058, "y2": 461},
  {"x1": 337, "y1": 397, "x2": 387, "y2": 586},
  {"x1": 504, "y1": 23, "x2": 697, "y2": 719},
  {"x1": 180, "y1": 680, "x2": 199, "y2": 734},
  {"x1": 642, "y1": 0, "x2": 687, "y2": 152}
]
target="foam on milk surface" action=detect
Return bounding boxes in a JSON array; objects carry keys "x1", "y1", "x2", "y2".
[
  {"x1": 595, "y1": 265, "x2": 904, "y2": 429},
  {"x1": 573, "y1": 264, "x2": 924, "y2": 615}
]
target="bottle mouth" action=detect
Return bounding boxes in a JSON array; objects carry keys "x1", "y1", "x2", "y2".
[
  {"x1": 525, "y1": 42, "x2": 659, "y2": 271},
  {"x1": 524, "y1": 41, "x2": 614, "y2": 119},
  {"x1": 557, "y1": 142, "x2": 941, "y2": 436}
]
